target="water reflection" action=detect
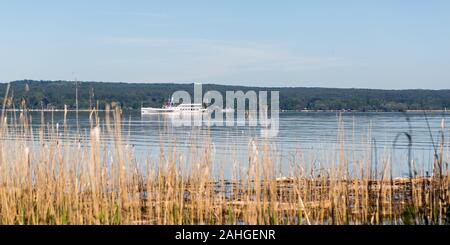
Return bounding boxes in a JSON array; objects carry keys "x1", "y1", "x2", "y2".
[{"x1": 2, "y1": 111, "x2": 449, "y2": 178}]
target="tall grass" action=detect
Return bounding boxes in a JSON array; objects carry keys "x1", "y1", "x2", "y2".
[{"x1": 0, "y1": 102, "x2": 448, "y2": 224}]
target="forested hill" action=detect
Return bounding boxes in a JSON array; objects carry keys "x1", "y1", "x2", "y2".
[{"x1": 1, "y1": 80, "x2": 450, "y2": 111}]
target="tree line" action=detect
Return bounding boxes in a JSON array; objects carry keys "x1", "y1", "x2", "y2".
[{"x1": 1, "y1": 80, "x2": 450, "y2": 111}]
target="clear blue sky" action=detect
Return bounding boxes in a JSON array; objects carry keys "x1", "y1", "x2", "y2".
[{"x1": 1, "y1": 0, "x2": 449, "y2": 88}]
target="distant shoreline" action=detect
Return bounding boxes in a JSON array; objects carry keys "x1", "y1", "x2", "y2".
[
  {"x1": 2, "y1": 81, "x2": 450, "y2": 113},
  {"x1": 1, "y1": 109, "x2": 105, "y2": 112},
  {"x1": 283, "y1": 109, "x2": 449, "y2": 113},
  {"x1": 2, "y1": 109, "x2": 448, "y2": 113}
]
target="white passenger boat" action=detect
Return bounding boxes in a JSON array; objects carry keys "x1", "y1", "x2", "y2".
[{"x1": 141, "y1": 98, "x2": 207, "y2": 115}]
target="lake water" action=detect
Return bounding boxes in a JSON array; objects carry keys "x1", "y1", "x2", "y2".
[{"x1": 4, "y1": 111, "x2": 450, "y2": 178}]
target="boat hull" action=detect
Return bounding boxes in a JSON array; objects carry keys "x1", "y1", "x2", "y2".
[
  {"x1": 141, "y1": 107, "x2": 207, "y2": 115},
  {"x1": 141, "y1": 108, "x2": 176, "y2": 114}
]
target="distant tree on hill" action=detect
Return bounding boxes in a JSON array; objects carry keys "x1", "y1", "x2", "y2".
[{"x1": 1, "y1": 80, "x2": 450, "y2": 111}]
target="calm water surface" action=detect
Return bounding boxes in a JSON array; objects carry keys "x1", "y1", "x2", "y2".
[{"x1": 5, "y1": 111, "x2": 450, "y2": 178}]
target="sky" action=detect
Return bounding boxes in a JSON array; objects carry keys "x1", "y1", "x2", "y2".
[{"x1": 0, "y1": 0, "x2": 449, "y2": 89}]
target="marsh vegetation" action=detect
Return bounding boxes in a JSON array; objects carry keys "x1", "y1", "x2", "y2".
[{"x1": 0, "y1": 99, "x2": 448, "y2": 225}]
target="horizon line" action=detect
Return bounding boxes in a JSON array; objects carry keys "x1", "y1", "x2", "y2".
[{"x1": 2, "y1": 79, "x2": 450, "y2": 91}]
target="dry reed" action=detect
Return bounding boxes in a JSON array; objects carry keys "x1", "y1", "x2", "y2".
[{"x1": 0, "y1": 101, "x2": 448, "y2": 225}]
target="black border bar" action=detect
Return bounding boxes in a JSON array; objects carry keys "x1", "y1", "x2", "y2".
[{"x1": 0, "y1": 225, "x2": 448, "y2": 243}]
